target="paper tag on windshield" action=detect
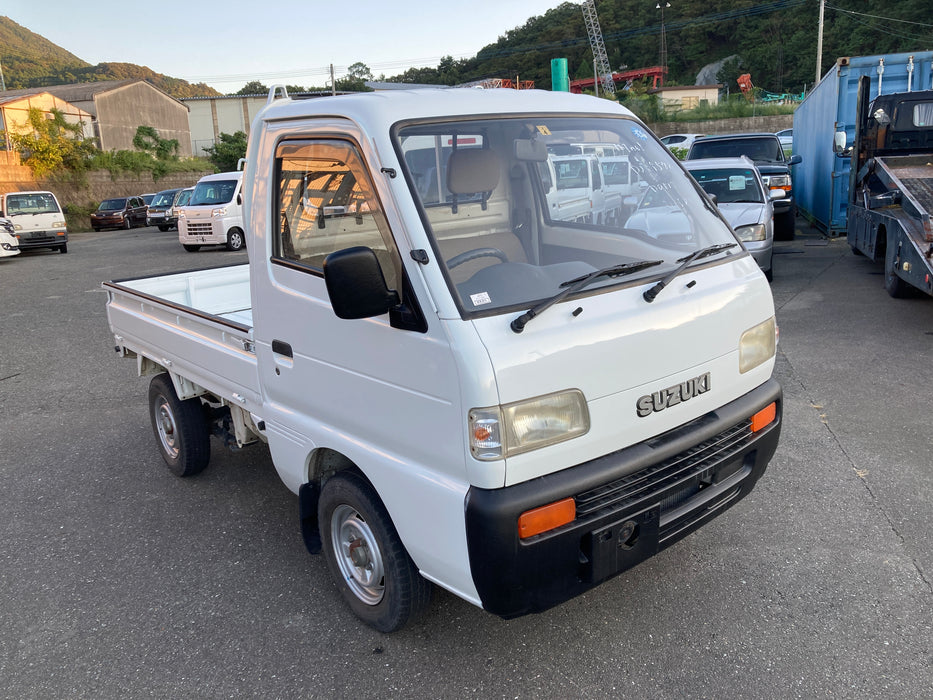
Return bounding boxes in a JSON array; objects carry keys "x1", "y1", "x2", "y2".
[
  {"x1": 471, "y1": 292, "x2": 492, "y2": 306},
  {"x1": 729, "y1": 175, "x2": 745, "y2": 190}
]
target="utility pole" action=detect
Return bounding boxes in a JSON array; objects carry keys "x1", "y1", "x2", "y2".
[
  {"x1": 815, "y1": 0, "x2": 824, "y2": 85},
  {"x1": 657, "y1": 2, "x2": 671, "y2": 81},
  {"x1": 0, "y1": 56, "x2": 6, "y2": 91},
  {"x1": 330, "y1": 64, "x2": 336, "y2": 96}
]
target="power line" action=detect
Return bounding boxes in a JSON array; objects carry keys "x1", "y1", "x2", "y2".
[{"x1": 825, "y1": 3, "x2": 933, "y2": 29}]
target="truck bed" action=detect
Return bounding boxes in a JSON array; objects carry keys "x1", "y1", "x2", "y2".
[
  {"x1": 103, "y1": 263, "x2": 261, "y2": 410},
  {"x1": 877, "y1": 155, "x2": 933, "y2": 241}
]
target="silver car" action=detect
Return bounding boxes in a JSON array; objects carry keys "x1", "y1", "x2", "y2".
[{"x1": 684, "y1": 156, "x2": 778, "y2": 281}]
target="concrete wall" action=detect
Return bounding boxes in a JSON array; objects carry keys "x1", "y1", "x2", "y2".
[
  {"x1": 95, "y1": 82, "x2": 193, "y2": 156},
  {"x1": 184, "y1": 96, "x2": 266, "y2": 155},
  {"x1": 648, "y1": 114, "x2": 794, "y2": 137}
]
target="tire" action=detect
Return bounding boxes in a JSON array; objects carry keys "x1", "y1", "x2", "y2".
[
  {"x1": 123, "y1": 216, "x2": 131, "y2": 230},
  {"x1": 319, "y1": 471, "x2": 432, "y2": 632},
  {"x1": 93, "y1": 227, "x2": 100, "y2": 232},
  {"x1": 884, "y1": 232, "x2": 912, "y2": 298},
  {"x1": 183, "y1": 244, "x2": 201, "y2": 252},
  {"x1": 226, "y1": 228, "x2": 245, "y2": 251},
  {"x1": 59, "y1": 243, "x2": 68, "y2": 254},
  {"x1": 147, "y1": 373, "x2": 210, "y2": 477},
  {"x1": 158, "y1": 225, "x2": 169, "y2": 232},
  {"x1": 774, "y1": 211, "x2": 795, "y2": 241}
]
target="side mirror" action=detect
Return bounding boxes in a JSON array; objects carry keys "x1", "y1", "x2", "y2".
[
  {"x1": 768, "y1": 189, "x2": 783, "y2": 201},
  {"x1": 707, "y1": 193, "x2": 718, "y2": 206},
  {"x1": 787, "y1": 154, "x2": 802, "y2": 166},
  {"x1": 833, "y1": 131, "x2": 847, "y2": 154},
  {"x1": 237, "y1": 193, "x2": 242, "y2": 206},
  {"x1": 324, "y1": 246, "x2": 400, "y2": 320}
]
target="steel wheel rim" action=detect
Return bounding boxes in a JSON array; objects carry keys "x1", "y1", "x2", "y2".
[
  {"x1": 155, "y1": 397, "x2": 179, "y2": 458},
  {"x1": 331, "y1": 504, "x2": 385, "y2": 605}
]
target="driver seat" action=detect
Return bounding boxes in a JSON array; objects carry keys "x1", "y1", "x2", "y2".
[{"x1": 435, "y1": 149, "x2": 528, "y2": 282}]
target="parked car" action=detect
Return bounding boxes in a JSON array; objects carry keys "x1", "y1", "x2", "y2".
[
  {"x1": 146, "y1": 188, "x2": 185, "y2": 231},
  {"x1": 686, "y1": 132, "x2": 802, "y2": 240},
  {"x1": 660, "y1": 133, "x2": 706, "y2": 152},
  {"x1": 0, "y1": 218, "x2": 21, "y2": 258},
  {"x1": 140, "y1": 193, "x2": 157, "y2": 207},
  {"x1": 684, "y1": 156, "x2": 779, "y2": 281},
  {"x1": 91, "y1": 196, "x2": 148, "y2": 231},
  {"x1": 0, "y1": 190, "x2": 68, "y2": 254}
]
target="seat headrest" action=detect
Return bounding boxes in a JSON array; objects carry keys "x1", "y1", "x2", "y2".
[{"x1": 446, "y1": 149, "x2": 500, "y2": 195}]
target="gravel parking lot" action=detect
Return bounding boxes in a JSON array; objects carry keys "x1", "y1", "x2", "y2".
[{"x1": 1, "y1": 222, "x2": 931, "y2": 698}]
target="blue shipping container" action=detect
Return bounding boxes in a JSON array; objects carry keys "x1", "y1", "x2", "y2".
[{"x1": 793, "y1": 52, "x2": 933, "y2": 235}]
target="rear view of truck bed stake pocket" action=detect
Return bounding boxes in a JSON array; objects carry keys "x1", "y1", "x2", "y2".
[{"x1": 104, "y1": 85, "x2": 781, "y2": 632}]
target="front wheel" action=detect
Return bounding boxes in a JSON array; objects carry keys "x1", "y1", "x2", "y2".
[
  {"x1": 59, "y1": 243, "x2": 68, "y2": 254},
  {"x1": 183, "y1": 244, "x2": 201, "y2": 252},
  {"x1": 147, "y1": 373, "x2": 210, "y2": 477},
  {"x1": 158, "y1": 225, "x2": 169, "y2": 232},
  {"x1": 123, "y1": 216, "x2": 132, "y2": 230},
  {"x1": 319, "y1": 472, "x2": 432, "y2": 632},
  {"x1": 226, "y1": 229, "x2": 245, "y2": 251},
  {"x1": 774, "y1": 211, "x2": 795, "y2": 241}
]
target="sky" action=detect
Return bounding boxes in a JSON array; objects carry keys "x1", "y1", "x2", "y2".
[{"x1": 5, "y1": 0, "x2": 569, "y2": 93}]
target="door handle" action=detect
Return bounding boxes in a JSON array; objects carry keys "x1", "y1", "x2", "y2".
[{"x1": 271, "y1": 339, "x2": 293, "y2": 358}]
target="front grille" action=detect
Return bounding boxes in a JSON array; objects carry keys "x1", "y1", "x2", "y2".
[
  {"x1": 186, "y1": 222, "x2": 213, "y2": 236},
  {"x1": 575, "y1": 419, "x2": 753, "y2": 520}
]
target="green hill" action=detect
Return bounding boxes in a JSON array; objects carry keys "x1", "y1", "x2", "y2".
[
  {"x1": 0, "y1": 15, "x2": 220, "y2": 98},
  {"x1": 390, "y1": 0, "x2": 931, "y2": 95}
]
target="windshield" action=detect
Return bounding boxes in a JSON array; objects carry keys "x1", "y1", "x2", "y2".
[
  {"x1": 99, "y1": 198, "x2": 127, "y2": 211},
  {"x1": 689, "y1": 137, "x2": 784, "y2": 163},
  {"x1": 190, "y1": 179, "x2": 238, "y2": 205},
  {"x1": 151, "y1": 191, "x2": 178, "y2": 207},
  {"x1": 395, "y1": 115, "x2": 737, "y2": 316},
  {"x1": 176, "y1": 190, "x2": 193, "y2": 206},
  {"x1": 688, "y1": 167, "x2": 763, "y2": 203},
  {"x1": 6, "y1": 193, "x2": 60, "y2": 215}
]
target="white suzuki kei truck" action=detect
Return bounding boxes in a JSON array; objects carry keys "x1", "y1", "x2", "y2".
[
  {"x1": 177, "y1": 171, "x2": 245, "y2": 252},
  {"x1": 104, "y1": 87, "x2": 782, "y2": 632}
]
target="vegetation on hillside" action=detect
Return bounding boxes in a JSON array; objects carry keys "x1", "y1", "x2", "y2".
[
  {"x1": 0, "y1": 16, "x2": 219, "y2": 97},
  {"x1": 386, "y1": 0, "x2": 931, "y2": 95}
]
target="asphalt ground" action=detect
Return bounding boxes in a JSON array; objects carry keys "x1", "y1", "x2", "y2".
[{"x1": 0, "y1": 221, "x2": 931, "y2": 698}]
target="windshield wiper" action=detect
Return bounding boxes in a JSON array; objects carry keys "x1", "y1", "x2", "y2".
[
  {"x1": 642, "y1": 243, "x2": 738, "y2": 303},
  {"x1": 510, "y1": 259, "x2": 663, "y2": 333}
]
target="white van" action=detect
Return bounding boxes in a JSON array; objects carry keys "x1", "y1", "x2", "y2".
[
  {"x1": 0, "y1": 191, "x2": 68, "y2": 254},
  {"x1": 177, "y1": 172, "x2": 244, "y2": 252}
]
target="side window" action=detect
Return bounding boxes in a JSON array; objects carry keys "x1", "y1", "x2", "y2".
[{"x1": 274, "y1": 138, "x2": 399, "y2": 289}]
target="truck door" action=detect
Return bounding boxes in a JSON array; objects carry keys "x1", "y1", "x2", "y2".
[{"x1": 253, "y1": 136, "x2": 465, "y2": 502}]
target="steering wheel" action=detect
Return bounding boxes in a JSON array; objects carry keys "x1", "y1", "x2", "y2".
[{"x1": 446, "y1": 247, "x2": 509, "y2": 269}]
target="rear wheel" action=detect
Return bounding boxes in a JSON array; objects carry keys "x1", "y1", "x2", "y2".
[
  {"x1": 158, "y1": 225, "x2": 169, "y2": 232},
  {"x1": 319, "y1": 472, "x2": 432, "y2": 632},
  {"x1": 183, "y1": 244, "x2": 201, "y2": 252},
  {"x1": 884, "y1": 232, "x2": 912, "y2": 298},
  {"x1": 147, "y1": 373, "x2": 210, "y2": 477}
]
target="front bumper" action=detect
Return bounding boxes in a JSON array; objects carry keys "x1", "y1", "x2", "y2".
[
  {"x1": 464, "y1": 379, "x2": 782, "y2": 618},
  {"x1": 15, "y1": 230, "x2": 68, "y2": 249}
]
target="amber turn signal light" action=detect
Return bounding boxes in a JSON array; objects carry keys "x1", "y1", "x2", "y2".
[
  {"x1": 518, "y1": 497, "x2": 576, "y2": 539},
  {"x1": 751, "y1": 402, "x2": 777, "y2": 433}
]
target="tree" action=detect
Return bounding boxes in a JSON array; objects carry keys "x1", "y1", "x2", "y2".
[
  {"x1": 2, "y1": 107, "x2": 95, "y2": 178},
  {"x1": 236, "y1": 80, "x2": 269, "y2": 95},
  {"x1": 203, "y1": 131, "x2": 248, "y2": 172},
  {"x1": 133, "y1": 125, "x2": 179, "y2": 160},
  {"x1": 335, "y1": 62, "x2": 374, "y2": 92}
]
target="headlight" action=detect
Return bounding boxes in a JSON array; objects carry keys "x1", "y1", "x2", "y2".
[
  {"x1": 735, "y1": 224, "x2": 767, "y2": 242},
  {"x1": 52, "y1": 220, "x2": 66, "y2": 228},
  {"x1": 469, "y1": 390, "x2": 589, "y2": 461},
  {"x1": 740, "y1": 317, "x2": 776, "y2": 374},
  {"x1": 768, "y1": 175, "x2": 791, "y2": 188},
  {"x1": 13, "y1": 224, "x2": 22, "y2": 231},
  {"x1": 178, "y1": 210, "x2": 186, "y2": 219},
  {"x1": 212, "y1": 207, "x2": 227, "y2": 218}
]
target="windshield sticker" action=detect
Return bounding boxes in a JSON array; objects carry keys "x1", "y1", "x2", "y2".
[
  {"x1": 729, "y1": 175, "x2": 746, "y2": 190},
  {"x1": 536, "y1": 125, "x2": 552, "y2": 136},
  {"x1": 470, "y1": 292, "x2": 492, "y2": 306},
  {"x1": 630, "y1": 126, "x2": 649, "y2": 141}
]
